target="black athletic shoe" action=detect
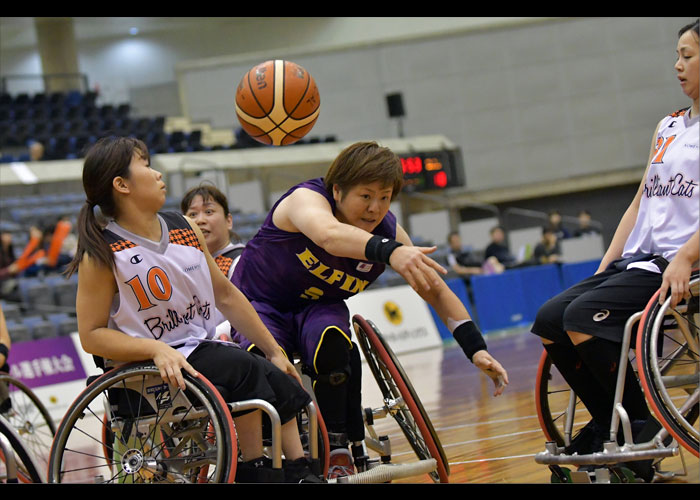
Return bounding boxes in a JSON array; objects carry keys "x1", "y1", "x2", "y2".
[
  {"x1": 235, "y1": 456, "x2": 285, "y2": 483},
  {"x1": 566, "y1": 419, "x2": 606, "y2": 455},
  {"x1": 284, "y1": 457, "x2": 326, "y2": 483}
]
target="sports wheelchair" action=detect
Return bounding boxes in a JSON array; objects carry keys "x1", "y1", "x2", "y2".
[
  {"x1": 535, "y1": 270, "x2": 699, "y2": 483},
  {"x1": 44, "y1": 314, "x2": 448, "y2": 484},
  {"x1": 0, "y1": 372, "x2": 56, "y2": 483}
]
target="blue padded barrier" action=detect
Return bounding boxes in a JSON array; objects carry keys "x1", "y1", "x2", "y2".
[
  {"x1": 560, "y1": 259, "x2": 601, "y2": 289},
  {"x1": 518, "y1": 264, "x2": 564, "y2": 322},
  {"x1": 470, "y1": 269, "x2": 531, "y2": 333}
]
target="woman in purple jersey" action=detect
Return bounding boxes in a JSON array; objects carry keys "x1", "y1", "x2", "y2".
[
  {"x1": 232, "y1": 141, "x2": 509, "y2": 478},
  {"x1": 530, "y1": 19, "x2": 699, "y2": 482}
]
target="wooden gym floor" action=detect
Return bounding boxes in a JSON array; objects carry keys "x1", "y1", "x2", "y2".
[{"x1": 359, "y1": 326, "x2": 700, "y2": 484}]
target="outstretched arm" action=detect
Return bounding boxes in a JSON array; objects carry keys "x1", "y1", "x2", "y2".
[
  {"x1": 394, "y1": 225, "x2": 509, "y2": 396},
  {"x1": 275, "y1": 187, "x2": 447, "y2": 291}
]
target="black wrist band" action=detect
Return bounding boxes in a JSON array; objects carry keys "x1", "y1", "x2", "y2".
[
  {"x1": 0, "y1": 343, "x2": 8, "y2": 359},
  {"x1": 364, "y1": 235, "x2": 403, "y2": 265},
  {"x1": 453, "y1": 321, "x2": 487, "y2": 362}
]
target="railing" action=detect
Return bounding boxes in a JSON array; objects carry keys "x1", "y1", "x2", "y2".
[{"x1": 1, "y1": 73, "x2": 90, "y2": 95}]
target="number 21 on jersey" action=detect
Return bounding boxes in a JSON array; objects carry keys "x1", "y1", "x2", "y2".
[{"x1": 652, "y1": 135, "x2": 676, "y2": 164}]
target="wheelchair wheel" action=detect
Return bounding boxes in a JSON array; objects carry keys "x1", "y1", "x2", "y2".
[
  {"x1": 0, "y1": 374, "x2": 56, "y2": 482},
  {"x1": 1, "y1": 414, "x2": 44, "y2": 483},
  {"x1": 352, "y1": 314, "x2": 449, "y2": 483},
  {"x1": 636, "y1": 271, "x2": 699, "y2": 458},
  {"x1": 535, "y1": 350, "x2": 592, "y2": 448},
  {"x1": 47, "y1": 361, "x2": 238, "y2": 483}
]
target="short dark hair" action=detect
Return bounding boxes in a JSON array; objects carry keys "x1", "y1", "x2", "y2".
[
  {"x1": 180, "y1": 183, "x2": 230, "y2": 216},
  {"x1": 324, "y1": 141, "x2": 404, "y2": 201}
]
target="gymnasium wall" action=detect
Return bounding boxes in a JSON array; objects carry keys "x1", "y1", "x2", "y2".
[
  {"x1": 177, "y1": 17, "x2": 691, "y2": 192},
  {"x1": 1, "y1": 17, "x2": 693, "y2": 194}
]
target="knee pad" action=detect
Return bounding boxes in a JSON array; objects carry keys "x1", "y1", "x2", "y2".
[{"x1": 309, "y1": 327, "x2": 352, "y2": 386}]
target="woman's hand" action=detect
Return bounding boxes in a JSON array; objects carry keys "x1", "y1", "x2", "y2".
[
  {"x1": 150, "y1": 341, "x2": 199, "y2": 391},
  {"x1": 389, "y1": 245, "x2": 447, "y2": 292},
  {"x1": 472, "y1": 350, "x2": 509, "y2": 397},
  {"x1": 658, "y1": 256, "x2": 692, "y2": 308},
  {"x1": 269, "y1": 351, "x2": 303, "y2": 385}
]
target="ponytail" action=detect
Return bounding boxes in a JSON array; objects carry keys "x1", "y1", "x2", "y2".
[{"x1": 64, "y1": 200, "x2": 113, "y2": 277}]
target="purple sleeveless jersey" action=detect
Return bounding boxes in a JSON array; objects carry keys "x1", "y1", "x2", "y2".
[{"x1": 232, "y1": 178, "x2": 396, "y2": 311}]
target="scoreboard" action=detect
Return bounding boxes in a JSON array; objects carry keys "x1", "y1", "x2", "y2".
[{"x1": 399, "y1": 149, "x2": 464, "y2": 192}]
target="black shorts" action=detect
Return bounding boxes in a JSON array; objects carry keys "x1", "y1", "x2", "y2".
[
  {"x1": 186, "y1": 341, "x2": 311, "y2": 425},
  {"x1": 531, "y1": 264, "x2": 663, "y2": 344}
]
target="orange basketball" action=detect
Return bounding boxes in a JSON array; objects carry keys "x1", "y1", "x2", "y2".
[{"x1": 235, "y1": 60, "x2": 321, "y2": 146}]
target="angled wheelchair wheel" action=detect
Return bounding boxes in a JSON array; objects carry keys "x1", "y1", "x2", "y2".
[
  {"x1": 637, "y1": 271, "x2": 699, "y2": 458},
  {"x1": 535, "y1": 350, "x2": 594, "y2": 448},
  {"x1": 352, "y1": 314, "x2": 449, "y2": 483},
  {"x1": 47, "y1": 361, "x2": 237, "y2": 483},
  {"x1": 0, "y1": 374, "x2": 56, "y2": 482},
  {"x1": 1, "y1": 414, "x2": 44, "y2": 483}
]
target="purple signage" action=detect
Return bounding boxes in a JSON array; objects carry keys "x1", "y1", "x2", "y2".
[{"x1": 6, "y1": 336, "x2": 87, "y2": 389}]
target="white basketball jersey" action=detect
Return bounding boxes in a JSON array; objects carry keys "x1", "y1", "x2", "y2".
[
  {"x1": 623, "y1": 108, "x2": 699, "y2": 273},
  {"x1": 105, "y1": 212, "x2": 218, "y2": 358}
]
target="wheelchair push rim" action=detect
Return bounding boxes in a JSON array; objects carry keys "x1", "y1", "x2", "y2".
[
  {"x1": 47, "y1": 362, "x2": 237, "y2": 483},
  {"x1": 352, "y1": 314, "x2": 450, "y2": 483},
  {"x1": 636, "y1": 271, "x2": 699, "y2": 458}
]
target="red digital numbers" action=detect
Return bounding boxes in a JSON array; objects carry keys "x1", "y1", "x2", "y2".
[{"x1": 400, "y1": 156, "x2": 423, "y2": 175}]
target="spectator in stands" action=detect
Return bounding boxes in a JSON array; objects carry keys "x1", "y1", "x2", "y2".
[
  {"x1": 546, "y1": 209, "x2": 571, "y2": 240},
  {"x1": 0, "y1": 230, "x2": 17, "y2": 277},
  {"x1": 28, "y1": 140, "x2": 45, "y2": 162},
  {"x1": 533, "y1": 226, "x2": 562, "y2": 264},
  {"x1": 22, "y1": 219, "x2": 73, "y2": 277},
  {"x1": 573, "y1": 209, "x2": 601, "y2": 237},
  {"x1": 484, "y1": 226, "x2": 517, "y2": 268},
  {"x1": 0, "y1": 304, "x2": 10, "y2": 373},
  {"x1": 446, "y1": 231, "x2": 488, "y2": 277},
  {"x1": 1, "y1": 226, "x2": 44, "y2": 300}
]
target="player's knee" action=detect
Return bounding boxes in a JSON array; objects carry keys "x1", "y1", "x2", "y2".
[
  {"x1": 533, "y1": 296, "x2": 565, "y2": 331},
  {"x1": 313, "y1": 327, "x2": 352, "y2": 384}
]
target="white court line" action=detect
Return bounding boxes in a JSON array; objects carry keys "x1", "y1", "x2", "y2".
[
  {"x1": 388, "y1": 427, "x2": 545, "y2": 459},
  {"x1": 451, "y1": 453, "x2": 537, "y2": 465}
]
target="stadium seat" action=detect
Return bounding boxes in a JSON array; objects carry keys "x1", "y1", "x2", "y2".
[
  {"x1": 52, "y1": 278, "x2": 78, "y2": 309},
  {"x1": 47, "y1": 312, "x2": 79, "y2": 336},
  {"x1": 25, "y1": 281, "x2": 55, "y2": 311},
  {"x1": 5, "y1": 320, "x2": 32, "y2": 343},
  {"x1": 0, "y1": 301, "x2": 22, "y2": 322},
  {"x1": 22, "y1": 315, "x2": 56, "y2": 340}
]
